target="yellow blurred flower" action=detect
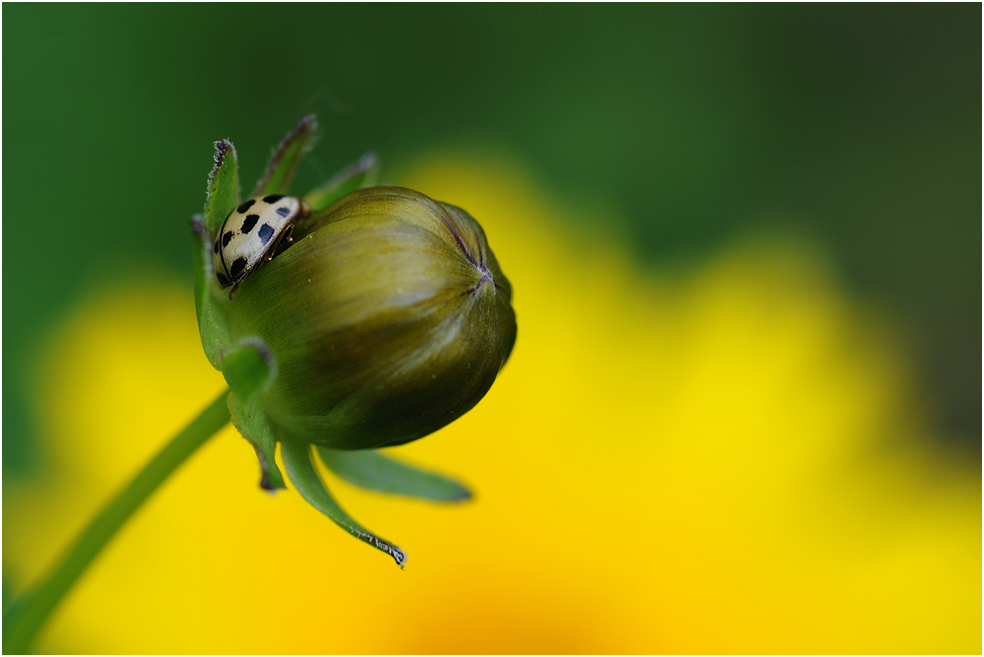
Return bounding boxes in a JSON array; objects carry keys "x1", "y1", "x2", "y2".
[{"x1": 3, "y1": 153, "x2": 979, "y2": 653}]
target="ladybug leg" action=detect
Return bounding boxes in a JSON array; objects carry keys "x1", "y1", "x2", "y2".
[
  {"x1": 228, "y1": 281, "x2": 240, "y2": 300},
  {"x1": 288, "y1": 202, "x2": 316, "y2": 240},
  {"x1": 270, "y1": 225, "x2": 295, "y2": 259}
]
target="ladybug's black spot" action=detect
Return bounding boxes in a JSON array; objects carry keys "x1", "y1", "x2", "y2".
[
  {"x1": 216, "y1": 272, "x2": 230, "y2": 287},
  {"x1": 275, "y1": 206, "x2": 291, "y2": 217},
  {"x1": 241, "y1": 214, "x2": 260, "y2": 233},
  {"x1": 230, "y1": 257, "x2": 248, "y2": 278},
  {"x1": 258, "y1": 224, "x2": 275, "y2": 245},
  {"x1": 237, "y1": 199, "x2": 256, "y2": 214},
  {"x1": 222, "y1": 231, "x2": 234, "y2": 247},
  {"x1": 263, "y1": 194, "x2": 284, "y2": 204}
]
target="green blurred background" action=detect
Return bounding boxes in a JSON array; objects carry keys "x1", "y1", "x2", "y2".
[{"x1": 4, "y1": 4, "x2": 979, "y2": 473}]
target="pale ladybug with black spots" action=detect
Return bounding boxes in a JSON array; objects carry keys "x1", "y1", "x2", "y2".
[{"x1": 212, "y1": 194, "x2": 311, "y2": 290}]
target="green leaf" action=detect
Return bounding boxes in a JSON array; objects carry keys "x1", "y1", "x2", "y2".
[
  {"x1": 304, "y1": 152, "x2": 379, "y2": 211},
  {"x1": 281, "y1": 440, "x2": 407, "y2": 568},
  {"x1": 228, "y1": 392, "x2": 285, "y2": 491},
  {"x1": 190, "y1": 214, "x2": 231, "y2": 369},
  {"x1": 220, "y1": 338, "x2": 275, "y2": 404},
  {"x1": 204, "y1": 140, "x2": 240, "y2": 236},
  {"x1": 252, "y1": 115, "x2": 318, "y2": 197},
  {"x1": 317, "y1": 447, "x2": 471, "y2": 502}
]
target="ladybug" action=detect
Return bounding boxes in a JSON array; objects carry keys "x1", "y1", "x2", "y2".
[{"x1": 212, "y1": 194, "x2": 311, "y2": 291}]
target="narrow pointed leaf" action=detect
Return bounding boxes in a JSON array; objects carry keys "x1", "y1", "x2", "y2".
[
  {"x1": 304, "y1": 152, "x2": 380, "y2": 211},
  {"x1": 220, "y1": 338, "x2": 275, "y2": 404},
  {"x1": 317, "y1": 447, "x2": 471, "y2": 502},
  {"x1": 253, "y1": 115, "x2": 317, "y2": 197},
  {"x1": 228, "y1": 392, "x2": 285, "y2": 491},
  {"x1": 281, "y1": 440, "x2": 406, "y2": 568},
  {"x1": 190, "y1": 214, "x2": 231, "y2": 368},
  {"x1": 204, "y1": 140, "x2": 240, "y2": 236}
]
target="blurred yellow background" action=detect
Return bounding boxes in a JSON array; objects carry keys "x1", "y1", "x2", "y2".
[{"x1": 4, "y1": 154, "x2": 979, "y2": 653}]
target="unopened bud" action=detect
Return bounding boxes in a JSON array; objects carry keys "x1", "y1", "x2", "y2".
[{"x1": 225, "y1": 186, "x2": 516, "y2": 449}]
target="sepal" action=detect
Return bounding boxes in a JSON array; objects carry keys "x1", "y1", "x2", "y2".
[
  {"x1": 253, "y1": 115, "x2": 317, "y2": 197},
  {"x1": 190, "y1": 214, "x2": 231, "y2": 369},
  {"x1": 317, "y1": 447, "x2": 471, "y2": 502},
  {"x1": 304, "y1": 152, "x2": 379, "y2": 211},
  {"x1": 220, "y1": 338, "x2": 276, "y2": 403},
  {"x1": 222, "y1": 339, "x2": 284, "y2": 490},
  {"x1": 204, "y1": 140, "x2": 240, "y2": 237},
  {"x1": 281, "y1": 440, "x2": 407, "y2": 568},
  {"x1": 228, "y1": 393, "x2": 285, "y2": 491}
]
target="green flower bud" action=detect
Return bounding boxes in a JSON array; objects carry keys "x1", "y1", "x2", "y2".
[
  {"x1": 192, "y1": 117, "x2": 514, "y2": 565},
  {"x1": 226, "y1": 186, "x2": 516, "y2": 449}
]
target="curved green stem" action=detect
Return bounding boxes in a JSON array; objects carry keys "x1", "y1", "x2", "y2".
[{"x1": 2, "y1": 390, "x2": 231, "y2": 654}]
